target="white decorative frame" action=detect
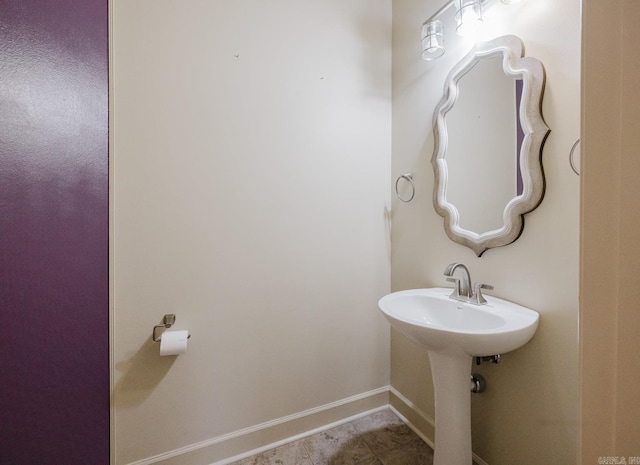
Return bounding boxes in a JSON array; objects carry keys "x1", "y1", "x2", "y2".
[{"x1": 432, "y1": 35, "x2": 550, "y2": 256}]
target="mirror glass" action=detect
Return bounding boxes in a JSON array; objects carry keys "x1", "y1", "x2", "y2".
[
  {"x1": 431, "y1": 35, "x2": 549, "y2": 256},
  {"x1": 446, "y1": 56, "x2": 522, "y2": 233}
]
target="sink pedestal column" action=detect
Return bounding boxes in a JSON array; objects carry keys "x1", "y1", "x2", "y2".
[{"x1": 427, "y1": 350, "x2": 473, "y2": 465}]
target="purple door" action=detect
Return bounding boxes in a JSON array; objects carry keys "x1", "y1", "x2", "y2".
[{"x1": 0, "y1": 1, "x2": 109, "y2": 463}]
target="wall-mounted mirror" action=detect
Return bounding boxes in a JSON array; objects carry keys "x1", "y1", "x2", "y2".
[{"x1": 432, "y1": 35, "x2": 549, "y2": 256}]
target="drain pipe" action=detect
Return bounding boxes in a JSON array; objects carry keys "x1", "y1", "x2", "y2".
[
  {"x1": 470, "y1": 374, "x2": 486, "y2": 393},
  {"x1": 476, "y1": 354, "x2": 501, "y2": 365}
]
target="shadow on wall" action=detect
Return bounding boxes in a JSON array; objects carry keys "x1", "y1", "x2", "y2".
[
  {"x1": 356, "y1": 5, "x2": 392, "y2": 97},
  {"x1": 113, "y1": 337, "x2": 177, "y2": 408}
]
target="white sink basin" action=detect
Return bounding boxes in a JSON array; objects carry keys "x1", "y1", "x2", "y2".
[
  {"x1": 378, "y1": 287, "x2": 539, "y2": 357},
  {"x1": 379, "y1": 287, "x2": 539, "y2": 465}
]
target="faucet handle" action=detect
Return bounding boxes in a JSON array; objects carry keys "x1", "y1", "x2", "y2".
[
  {"x1": 471, "y1": 282, "x2": 494, "y2": 305},
  {"x1": 446, "y1": 277, "x2": 466, "y2": 301}
]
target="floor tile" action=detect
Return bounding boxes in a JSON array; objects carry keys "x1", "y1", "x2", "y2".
[
  {"x1": 351, "y1": 409, "x2": 425, "y2": 455},
  {"x1": 350, "y1": 409, "x2": 405, "y2": 432},
  {"x1": 229, "y1": 409, "x2": 435, "y2": 465},
  {"x1": 233, "y1": 441, "x2": 313, "y2": 465},
  {"x1": 376, "y1": 439, "x2": 434, "y2": 465},
  {"x1": 356, "y1": 457, "x2": 385, "y2": 465},
  {"x1": 302, "y1": 422, "x2": 376, "y2": 465}
]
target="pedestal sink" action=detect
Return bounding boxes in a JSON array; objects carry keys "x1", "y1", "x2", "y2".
[{"x1": 378, "y1": 287, "x2": 539, "y2": 465}]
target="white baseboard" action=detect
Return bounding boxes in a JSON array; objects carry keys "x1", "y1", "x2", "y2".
[
  {"x1": 125, "y1": 386, "x2": 389, "y2": 465},
  {"x1": 388, "y1": 386, "x2": 436, "y2": 449},
  {"x1": 126, "y1": 385, "x2": 488, "y2": 465}
]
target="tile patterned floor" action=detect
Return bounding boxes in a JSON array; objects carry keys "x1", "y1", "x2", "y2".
[{"x1": 230, "y1": 408, "x2": 434, "y2": 465}]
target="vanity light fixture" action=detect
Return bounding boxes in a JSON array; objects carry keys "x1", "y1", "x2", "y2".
[
  {"x1": 421, "y1": 0, "x2": 523, "y2": 61},
  {"x1": 455, "y1": 0, "x2": 483, "y2": 37},
  {"x1": 421, "y1": 19, "x2": 445, "y2": 60}
]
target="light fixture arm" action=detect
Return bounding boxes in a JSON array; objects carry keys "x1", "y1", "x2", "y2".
[
  {"x1": 423, "y1": 0, "x2": 494, "y2": 27},
  {"x1": 421, "y1": 0, "x2": 520, "y2": 61},
  {"x1": 424, "y1": 0, "x2": 457, "y2": 26}
]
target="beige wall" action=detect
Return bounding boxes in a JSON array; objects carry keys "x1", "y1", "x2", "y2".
[
  {"x1": 110, "y1": 1, "x2": 391, "y2": 463},
  {"x1": 109, "y1": 1, "x2": 640, "y2": 463},
  {"x1": 390, "y1": 1, "x2": 581, "y2": 464},
  {"x1": 580, "y1": 0, "x2": 640, "y2": 461}
]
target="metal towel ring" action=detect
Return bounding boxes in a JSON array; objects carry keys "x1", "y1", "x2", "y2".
[
  {"x1": 569, "y1": 138, "x2": 580, "y2": 176},
  {"x1": 395, "y1": 173, "x2": 415, "y2": 203}
]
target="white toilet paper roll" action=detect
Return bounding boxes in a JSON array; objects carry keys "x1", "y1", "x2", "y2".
[{"x1": 159, "y1": 330, "x2": 189, "y2": 356}]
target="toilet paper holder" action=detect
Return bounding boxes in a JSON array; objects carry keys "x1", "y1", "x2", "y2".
[{"x1": 152, "y1": 314, "x2": 191, "y2": 342}]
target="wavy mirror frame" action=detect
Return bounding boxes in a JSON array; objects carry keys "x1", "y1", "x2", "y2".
[{"x1": 432, "y1": 35, "x2": 550, "y2": 257}]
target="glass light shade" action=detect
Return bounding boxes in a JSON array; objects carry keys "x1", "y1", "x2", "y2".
[
  {"x1": 501, "y1": 0, "x2": 522, "y2": 3},
  {"x1": 455, "y1": 0, "x2": 483, "y2": 37},
  {"x1": 421, "y1": 20, "x2": 445, "y2": 60}
]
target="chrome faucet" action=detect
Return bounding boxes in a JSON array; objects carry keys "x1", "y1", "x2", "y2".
[
  {"x1": 443, "y1": 263, "x2": 494, "y2": 305},
  {"x1": 444, "y1": 262, "x2": 472, "y2": 301}
]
